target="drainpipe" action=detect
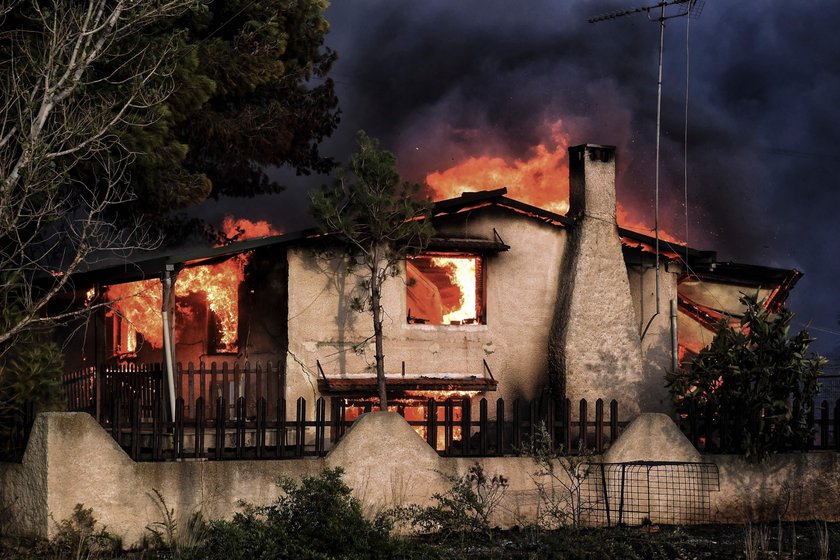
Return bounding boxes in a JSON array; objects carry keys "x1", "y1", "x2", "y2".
[
  {"x1": 670, "y1": 299, "x2": 679, "y2": 372},
  {"x1": 162, "y1": 264, "x2": 178, "y2": 420}
]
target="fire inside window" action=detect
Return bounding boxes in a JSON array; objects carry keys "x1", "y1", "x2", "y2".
[{"x1": 407, "y1": 253, "x2": 484, "y2": 325}]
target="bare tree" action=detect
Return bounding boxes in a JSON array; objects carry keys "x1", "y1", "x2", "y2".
[{"x1": 0, "y1": 0, "x2": 198, "y2": 351}]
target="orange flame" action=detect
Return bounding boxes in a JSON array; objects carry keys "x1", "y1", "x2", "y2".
[
  {"x1": 220, "y1": 216, "x2": 279, "y2": 243},
  {"x1": 105, "y1": 216, "x2": 280, "y2": 355},
  {"x1": 425, "y1": 120, "x2": 684, "y2": 244},
  {"x1": 106, "y1": 279, "x2": 162, "y2": 350},
  {"x1": 430, "y1": 256, "x2": 477, "y2": 324},
  {"x1": 427, "y1": 121, "x2": 571, "y2": 215}
]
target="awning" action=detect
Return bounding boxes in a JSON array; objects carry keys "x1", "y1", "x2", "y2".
[
  {"x1": 425, "y1": 237, "x2": 510, "y2": 253},
  {"x1": 318, "y1": 375, "x2": 498, "y2": 397}
]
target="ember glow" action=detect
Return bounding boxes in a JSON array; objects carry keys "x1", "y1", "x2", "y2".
[
  {"x1": 105, "y1": 216, "x2": 279, "y2": 355},
  {"x1": 342, "y1": 392, "x2": 478, "y2": 448}
]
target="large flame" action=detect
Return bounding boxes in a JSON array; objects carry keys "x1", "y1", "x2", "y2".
[
  {"x1": 105, "y1": 216, "x2": 280, "y2": 355},
  {"x1": 431, "y1": 256, "x2": 477, "y2": 324},
  {"x1": 425, "y1": 119, "x2": 684, "y2": 244},
  {"x1": 407, "y1": 255, "x2": 480, "y2": 325},
  {"x1": 427, "y1": 121, "x2": 571, "y2": 215}
]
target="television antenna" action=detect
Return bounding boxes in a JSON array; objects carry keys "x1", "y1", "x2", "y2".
[{"x1": 588, "y1": 0, "x2": 705, "y2": 340}]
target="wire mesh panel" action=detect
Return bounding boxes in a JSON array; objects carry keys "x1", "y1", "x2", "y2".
[{"x1": 584, "y1": 461, "x2": 719, "y2": 526}]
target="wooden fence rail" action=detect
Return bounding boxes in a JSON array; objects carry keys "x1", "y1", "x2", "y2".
[
  {"x1": 63, "y1": 362, "x2": 284, "y2": 423},
  {"x1": 103, "y1": 395, "x2": 621, "y2": 462}
]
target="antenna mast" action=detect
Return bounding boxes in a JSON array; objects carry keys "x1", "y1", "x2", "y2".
[{"x1": 588, "y1": 0, "x2": 704, "y2": 339}]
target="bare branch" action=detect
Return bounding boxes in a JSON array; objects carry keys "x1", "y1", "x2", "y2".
[{"x1": 0, "y1": 0, "x2": 195, "y2": 350}]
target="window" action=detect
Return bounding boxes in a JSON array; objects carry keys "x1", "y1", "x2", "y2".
[{"x1": 406, "y1": 253, "x2": 484, "y2": 325}]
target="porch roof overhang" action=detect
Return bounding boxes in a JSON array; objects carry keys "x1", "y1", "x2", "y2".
[
  {"x1": 425, "y1": 237, "x2": 510, "y2": 253},
  {"x1": 317, "y1": 375, "x2": 498, "y2": 397}
]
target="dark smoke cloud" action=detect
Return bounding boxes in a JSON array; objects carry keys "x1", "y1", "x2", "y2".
[{"x1": 197, "y1": 0, "x2": 840, "y2": 356}]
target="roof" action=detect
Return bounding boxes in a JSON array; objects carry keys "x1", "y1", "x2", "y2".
[
  {"x1": 70, "y1": 228, "x2": 317, "y2": 286},
  {"x1": 67, "y1": 188, "x2": 801, "y2": 294}
]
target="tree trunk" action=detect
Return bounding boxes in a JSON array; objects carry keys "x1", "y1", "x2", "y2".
[{"x1": 371, "y1": 263, "x2": 388, "y2": 410}]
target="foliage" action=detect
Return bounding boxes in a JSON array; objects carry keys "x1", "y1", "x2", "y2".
[
  {"x1": 0, "y1": 0, "x2": 337, "y2": 357},
  {"x1": 393, "y1": 463, "x2": 508, "y2": 543},
  {"x1": 309, "y1": 131, "x2": 433, "y2": 408},
  {"x1": 526, "y1": 422, "x2": 595, "y2": 528},
  {"x1": 667, "y1": 294, "x2": 824, "y2": 461},
  {"x1": 184, "y1": 468, "x2": 399, "y2": 560},
  {"x1": 0, "y1": 0, "x2": 199, "y2": 354},
  {"x1": 145, "y1": 488, "x2": 207, "y2": 556},
  {"x1": 0, "y1": 279, "x2": 63, "y2": 460},
  {"x1": 122, "y1": 0, "x2": 340, "y2": 217},
  {"x1": 47, "y1": 504, "x2": 121, "y2": 560}
]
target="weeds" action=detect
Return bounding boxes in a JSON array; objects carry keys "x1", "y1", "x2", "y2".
[
  {"x1": 145, "y1": 488, "x2": 207, "y2": 556},
  {"x1": 527, "y1": 421, "x2": 595, "y2": 528},
  {"x1": 815, "y1": 521, "x2": 830, "y2": 560},
  {"x1": 743, "y1": 521, "x2": 768, "y2": 560},
  {"x1": 392, "y1": 463, "x2": 508, "y2": 543},
  {"x1": 48, "y1": 504, "x2": 120, "y2": 560}
]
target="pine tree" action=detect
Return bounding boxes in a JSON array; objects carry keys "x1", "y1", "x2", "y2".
[{"x1": 310, "y1": 132, "x2": 433, "y2": 408}]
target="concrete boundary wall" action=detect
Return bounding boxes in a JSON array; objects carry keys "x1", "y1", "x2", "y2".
[{"x1": 2, "y1": 412, "x2": 840, "y2": 545}]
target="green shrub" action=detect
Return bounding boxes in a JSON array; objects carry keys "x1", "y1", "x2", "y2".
[
  {"x1": 184, "y1": 468, "x2": 398, "y2": 560},
  {"x1": 392, "y1": 463, "x2": 507, "y2": 543},
  {"x1": 667, "y1": 294, "x2": 824, "y2": 461}
]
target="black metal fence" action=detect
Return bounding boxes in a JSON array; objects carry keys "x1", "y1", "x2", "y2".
[
  {"x1": 584, "y1": 461, "x2": 720, "y2": 526},
  {"x1": 677, "y1": 398, "x2": 840, "y2": 452},
  {"x1": 103, "y1": 395, "x2": 622, "y2": 462}
]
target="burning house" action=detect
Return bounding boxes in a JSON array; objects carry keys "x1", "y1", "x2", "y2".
[{"x1": 60, "y1": 143, "x2": 800, "y2": 427}]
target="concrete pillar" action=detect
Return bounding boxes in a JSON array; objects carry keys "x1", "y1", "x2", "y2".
[{"x1": 549, "y1": 144, "x2": 646, "y2": 416}]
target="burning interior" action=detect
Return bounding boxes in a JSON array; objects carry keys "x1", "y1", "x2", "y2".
[
  {"x1": 104, "y1": 258, "x2": 245, "y2": 359},
  {"x1": 101, "y1": 217, "x2": 278, "y2": 361},
  {"x1": 407, "y1": 253, "x2": 484, "y2": 325},
  {"x1": 340, "y1": 390, "x2": 479, "y2": 449}
]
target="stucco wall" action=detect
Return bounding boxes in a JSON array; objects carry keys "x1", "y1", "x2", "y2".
[
  {"x1": 626, "y1": 257, "x2": 681, "y2": 413},
  {"x1": 3, "y1": 412, "x2": 840, "y2": 545},
  {"x1": 0, "y1": 413, "x2": 322, "y2": 544},
  {"x1": 284, "y1": 207, "x2": 569, "y2": 405}
]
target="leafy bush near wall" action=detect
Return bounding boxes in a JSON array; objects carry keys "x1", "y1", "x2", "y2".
[
  {"x1": 391, "y1": 463, "x2": 508, "y2": 543},
  {"x1": 183, "y1": 467, "x2": 410, "y2": 560},
  {"x1": 668, "y1": 294, "x2": 824, "y2": 461}
]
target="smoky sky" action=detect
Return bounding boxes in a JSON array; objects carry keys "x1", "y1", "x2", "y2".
[{"x1": 196, "y1": 0, "x2": 840, "y2": 357}]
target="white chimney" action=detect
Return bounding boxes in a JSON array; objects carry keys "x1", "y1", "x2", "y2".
[{"x1": 549, "y1": 144, "x2": 645, "y2": 416}]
